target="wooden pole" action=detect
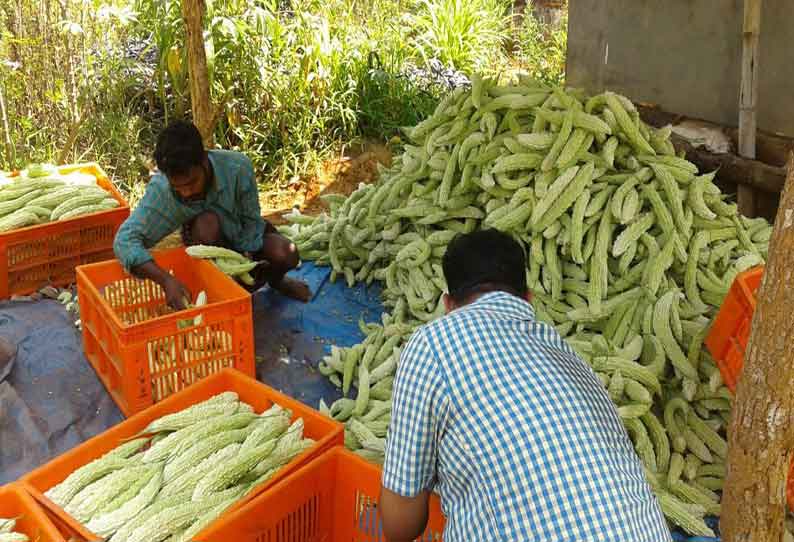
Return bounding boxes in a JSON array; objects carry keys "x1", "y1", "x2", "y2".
[
  {"x1": 180, "y1": 0, "x2": 215, "y2": 147},
  {"x1": 721, "y1": 153, "x2": 794, "y2": 541},
  {"x1": 737, "y1": 0, "x2": 763, "y2": 217},
  {"x1": 0, "y1": 74, "x2": 15, "y2": 167}
]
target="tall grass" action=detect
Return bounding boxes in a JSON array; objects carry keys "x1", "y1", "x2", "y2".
[
  {"x1": 0, "y1": 0, "x2": 568, "y2": 192},
  {"x1": 0, "y1": 2, "x2": 153, "y2": 185},
  {"x1": 356, "y1": 52, "x2": 440, "y2": 138},
  {"x1": 409, "y1": 0, "x2": 511, "y2": 74},
  {"x1": 133, "y1": 0, "x2": 445, "y2": 185}
]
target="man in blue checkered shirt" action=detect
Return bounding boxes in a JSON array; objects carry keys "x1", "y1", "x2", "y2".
[
  {"x1": 113, "y1": 121, "x2": 310, "y2": 309},
  {"x1": 379, "y1": 229, "x2": 672, "y2": 542}
]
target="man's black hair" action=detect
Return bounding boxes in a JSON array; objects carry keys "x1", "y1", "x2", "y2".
[
  {"x1": 154, "y1": 120, "x2": 205, "y2": 178},
  {"x1": 442, "y1": 229, "x2": 528, "y2": 304}
]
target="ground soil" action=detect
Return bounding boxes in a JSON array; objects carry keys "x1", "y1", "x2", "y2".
[{"x1": 260, "y1": 140, "x2": 392, "y2": 225}]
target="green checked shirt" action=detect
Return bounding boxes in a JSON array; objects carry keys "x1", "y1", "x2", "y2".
[{"x1": 113, "y1": 150, "x2": 266, "y2": 270}]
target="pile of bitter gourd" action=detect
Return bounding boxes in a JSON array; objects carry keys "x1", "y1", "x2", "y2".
[
  {"x1": 44, "y1": 392, "x2": 314, "y2": 542},
  {"x1": 186, "y1": 245, "x2": 259, "y2": 286},
  {"x1": 278, "y1": 76, "x2": 773, "y2": 536},
  {"x1": 0, "y1": 518, "x2": 29, "y2": 542},
  {"x1": 0, "y1": 164, "x2": 120, "y2": 232}
]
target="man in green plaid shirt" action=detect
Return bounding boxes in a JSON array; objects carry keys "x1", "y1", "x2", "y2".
[{"x1": 113, "y1": 121, "x2": 310, "y2": 309}]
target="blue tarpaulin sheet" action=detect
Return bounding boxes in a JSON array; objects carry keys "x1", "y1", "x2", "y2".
[
  {"x1": 251, "y1": 262, "x2": 383, "y2": 408},
  {"x1": 0, "y1": 261, "x2": 719, "y2": 540},
  {"x1": 0, "y1": 299, "x2": 124, "y2": 482},
  {"x1": 0, "y1": 262, "x2": 381, "y2": 483}
]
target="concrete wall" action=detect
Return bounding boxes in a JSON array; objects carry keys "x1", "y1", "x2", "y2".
[{"x1": 566, "y1": 0, "x2": 794, "y2": 139}]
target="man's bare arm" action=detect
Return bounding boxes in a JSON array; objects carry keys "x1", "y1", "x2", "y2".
[{"x1": 379, "y1": 486, "x2": 431, "y2": 542}]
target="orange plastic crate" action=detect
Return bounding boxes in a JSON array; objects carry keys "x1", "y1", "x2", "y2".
[
  {"x1": 0, "y1": 163, "x2": 130, "y2": 299},
  {"x1": 0, "y1": 483, "x2": 65, "y2": 542},
  {"x1": 704, "y1": 266, "x2": 764, "y2": 393},
  {"x1": 198, "y1": 447, "x2": 446, "y2": 542},
  {"x1": 21, "y1": 368, "x2": 344, "y2": 542},
  {"x1": 76, "y1": 246, "x2": 256, "y2": 416},
  {"x1": 704, "y1": 265, "x2": 794, "y2": 510}
]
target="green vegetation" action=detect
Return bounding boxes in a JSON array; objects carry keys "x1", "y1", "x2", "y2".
[
  {"x1": 515, "y1": 8, "x2": 568, "y2": 86},
  {"x1": 0, "y1": 0, "x2": 568, "y2": 194}
]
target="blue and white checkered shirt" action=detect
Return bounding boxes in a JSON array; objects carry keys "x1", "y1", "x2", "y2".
[{"x1": 382, "y1": 291, "x2": 672, "y2": 542}]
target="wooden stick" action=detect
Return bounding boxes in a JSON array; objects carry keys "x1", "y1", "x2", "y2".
[{"x1": 738, "y1": 0, "x2": 763, "y2": 215}]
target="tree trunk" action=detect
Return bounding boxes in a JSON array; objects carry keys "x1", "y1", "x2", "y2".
[
  {"x1": 721, "y1": 153, "x2": 794, "y2": 541},
  {"x1": 180, "y1": 0, "x2": 215, "y2": 147}
]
